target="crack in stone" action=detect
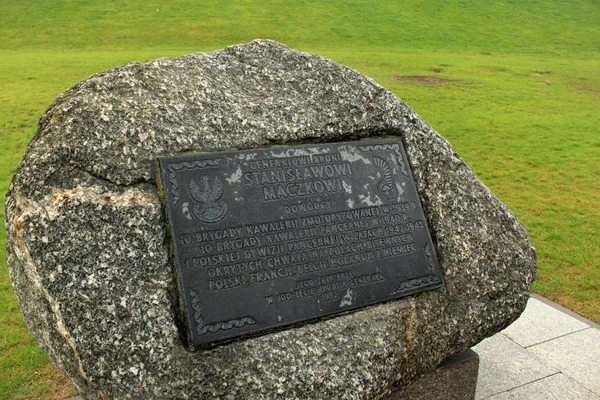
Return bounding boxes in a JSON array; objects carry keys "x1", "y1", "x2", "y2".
[{"x1": 70, "y1": 164, "x2": 155, "y2": 188}]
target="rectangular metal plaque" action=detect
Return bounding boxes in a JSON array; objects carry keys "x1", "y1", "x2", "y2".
[{"x1": 158, "y1": 139, "x2": 443, "y2": 346}]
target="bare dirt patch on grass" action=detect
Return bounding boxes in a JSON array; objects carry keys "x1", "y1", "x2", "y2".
[
  {"x1": 569, "y1": 78, "x2": 600, "y2": 94},
  {"x1": 393, "y1": 75, "x2": 476, "y2": 85}
]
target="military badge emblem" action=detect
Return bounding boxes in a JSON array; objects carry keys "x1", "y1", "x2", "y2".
[
  {"x1": 373, "y1": 156, "x2": 397, "y2": 201},
  {"x1": 188, "y1": 176, "x2": 228, "y2": 223}
]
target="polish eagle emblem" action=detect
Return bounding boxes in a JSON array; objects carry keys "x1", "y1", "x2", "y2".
[
  {"x1": 188, "y1": 176, "x2": 228, "y2": 223},
  {"x1": 373, "y1": 156, "x2": 397, "y2": 201}
]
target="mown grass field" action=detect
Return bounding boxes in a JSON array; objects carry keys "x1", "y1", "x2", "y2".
[{"x1": 1, "y1": 1, "x2": 598, "y2": 398}]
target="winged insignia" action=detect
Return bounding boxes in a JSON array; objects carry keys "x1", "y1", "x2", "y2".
[
  {"x1": 188, "y1": 176, "x2": 227, "y2": 223},
  {"x1": 189, "y1": 176, "x2": 223, "y2": 206}
]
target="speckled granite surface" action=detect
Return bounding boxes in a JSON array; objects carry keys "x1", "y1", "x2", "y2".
[{"x1": 5, "y1": 40, "x2": 536, "y2": 399}]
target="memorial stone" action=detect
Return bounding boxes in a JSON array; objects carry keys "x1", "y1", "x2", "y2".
[{"x1": 5, "y1": 40, "x2": 537, "y2": 399}]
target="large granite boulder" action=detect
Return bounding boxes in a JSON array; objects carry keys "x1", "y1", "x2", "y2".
[{"x1": 5, "y1": 40, "x2": 536, "y2": 399}]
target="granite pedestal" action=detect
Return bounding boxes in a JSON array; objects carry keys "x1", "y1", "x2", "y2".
[{"x1": 387, "y1": 349, "x2": 479, "y2": 400}]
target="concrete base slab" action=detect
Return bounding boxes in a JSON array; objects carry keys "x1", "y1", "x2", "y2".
[
  {"x1": 486, "y1": 373, "x2": 599, "y2": 400},
  {"x1": 529, "y1": 328, "x2": 600, "y2": 395},
  {"x1": 474, "y1": 334, "x2": 558, "y2": 399},
  {"x1": 502, "y1": 297, "x2": 589, "y2": 347}
]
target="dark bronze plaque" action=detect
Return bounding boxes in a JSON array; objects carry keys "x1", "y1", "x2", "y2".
[{"x1": 158, "y1": 139, "x2": 443, "y2": 346}]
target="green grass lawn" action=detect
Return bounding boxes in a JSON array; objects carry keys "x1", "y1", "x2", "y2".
[{"x1": 1, "y1": 1, "x2": 598, "y2": 398}]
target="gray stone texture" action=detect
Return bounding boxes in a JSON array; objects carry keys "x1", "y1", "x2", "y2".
[{"x1": 5, "y1": 40, "x2": 537, "y2": 399}]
